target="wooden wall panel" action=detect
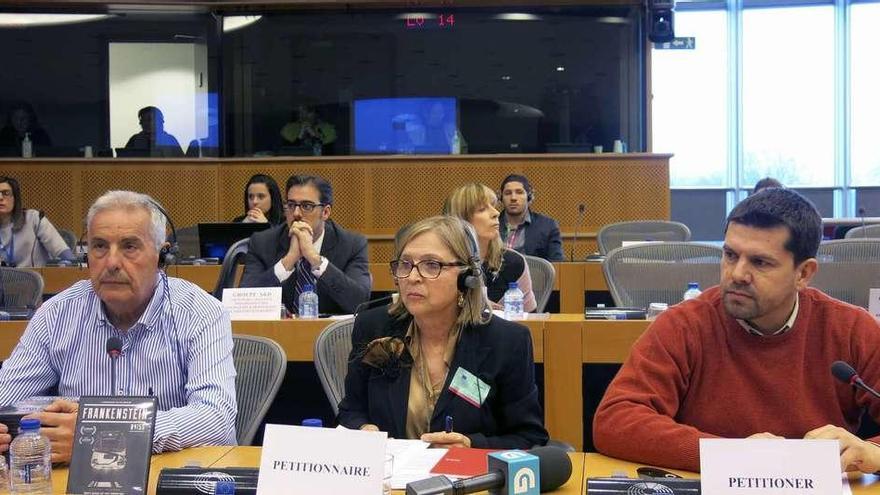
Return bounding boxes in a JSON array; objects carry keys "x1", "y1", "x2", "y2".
[{"x1": 1, "y1": 153, "x2": 669, "y2": 261}]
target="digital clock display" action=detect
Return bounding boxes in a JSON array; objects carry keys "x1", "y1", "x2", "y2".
[{"x1": 403, "y1": 13, "x2": 456, "y2": 30}]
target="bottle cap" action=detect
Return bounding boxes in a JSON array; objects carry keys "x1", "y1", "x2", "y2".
[
  {"x1": 688, "y1": 282, "x2": 699, "y2": 289},
  {"x1": 508, "y1": 282, "x2": 518, "y2": 289},
  {"x1": 303, "y1": 284, "x2": 314, "y2": 292},
  {"x1": 19, "y1": 418, "x2": 40, "y2": 430},
  {"x1": 302, "y1": 418, "x2": 323, "y2": 427}
]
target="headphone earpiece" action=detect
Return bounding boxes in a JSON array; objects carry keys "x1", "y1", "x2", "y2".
[
  {"x1": 149, "y1": 200, "x2": 179, "y2": 269},
  {"x1": 457, "y1": 220, "x2": 483, "y2": 293}
]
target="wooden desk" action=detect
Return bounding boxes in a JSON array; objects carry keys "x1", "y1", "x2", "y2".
[
  {"x1": 0, "y1": 317, "x2": 646, "y2": 452},
  {"x1": 51, "y1": 446, "x2": 236, "y2": 494},
  {"x1": 583, "y1": 453, "x2": 880, "y2": 493},
  {"x1": 32, "y1": 262, "x2": 609, "y2": 314},
  {"x1": 211, "y1": 447, "x2": 587, "y2": 495}
]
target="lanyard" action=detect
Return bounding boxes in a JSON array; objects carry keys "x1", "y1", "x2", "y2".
[{"x1": 0, "y1": 232, "x2": 13, "y2": 264}]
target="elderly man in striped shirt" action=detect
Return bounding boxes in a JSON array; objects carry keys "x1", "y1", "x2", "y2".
[{"x1": 0, "y1": 190, "x2": 237, "y2": 463}]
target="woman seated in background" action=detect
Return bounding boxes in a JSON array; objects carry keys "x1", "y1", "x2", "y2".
[
  {"x1": 444, "y1": 183, "x2": 537, "y2": 312},
  {"x1": 232, "y1": 174, "x2": 284, "y2": 225},
  {"x1": 337, "y1": 216, "x2": 548, "y2": 449},
  {"x1": 0, "y1": 176, "x2": 73, "y2": 267}
]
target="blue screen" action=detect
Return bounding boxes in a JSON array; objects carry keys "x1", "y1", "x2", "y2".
[{"x1": 354, "y1": 97, "x2": 457, "y2": 154}]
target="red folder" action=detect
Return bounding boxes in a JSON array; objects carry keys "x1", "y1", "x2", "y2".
[{"x1": 429, "y1": 448, "x2": 499, "y2": 478}]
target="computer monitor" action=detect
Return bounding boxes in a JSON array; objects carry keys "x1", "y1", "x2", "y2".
[
  {"x1": 197, "y1": 223, "x2": 270, "y2": 261},
  {"x1": 353, "y1": 97, "x2": 457, "y2": 154}
]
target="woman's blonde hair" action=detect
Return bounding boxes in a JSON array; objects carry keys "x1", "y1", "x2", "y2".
[
  {"x1": 389, "y1": 215, "x2": 489, "y2": 326},
  {"x1": 442, "y1": 183, "x2": 503, "y2": 273}
]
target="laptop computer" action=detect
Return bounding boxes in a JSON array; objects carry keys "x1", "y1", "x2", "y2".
[{"x1": 197, "y1": 223, "x2": 270, "y2": 262}]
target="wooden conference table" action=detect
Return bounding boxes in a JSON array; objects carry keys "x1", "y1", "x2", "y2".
[
  {"x1": 32, "y1": 262, "x2": 609, "y2": 314},
  {"x1": 49, "y1": 447, "x2": 880, "y2": 494},
  {"x1": 0, "y1": 316, "x2": 645, "y2": 451}
]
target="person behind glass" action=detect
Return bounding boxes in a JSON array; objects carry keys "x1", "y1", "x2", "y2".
[
  {"x1": 240, "y1": 175, "x2": 370, "y2": 314},
  {"x1": 232, "y1": 174, "x2": 284, "y2": 225},
  {"x1": 498, "y1": 174, "x2": 564, "y2": 261},
  {"x1": 279, "y1": 105, "x2": 337, "y2": 155},
  {"x1": 0, "y1": 176, "x2": 73, "y2": 267},
  {"x1": 0, "y1": 102, "x2": 52, "y2": 150},
  {"x1": 124, "y1": 106, "x2": 184, "y2": 157},
  {"x1": 443, "y1": 183, "x2": 537, "y2": 312},
  {"x1": 752, "y1": 176, "x2": 784, "y2": 194},
  {"x1": 337, "y1": 216, "x2": 549, "y2": 449}
]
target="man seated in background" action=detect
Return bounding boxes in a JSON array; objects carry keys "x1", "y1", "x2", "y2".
[
  {"x1": 241, "y1": 174, "x2": 371, "y2": 315},
  {"x1": 0, "y1": 190, "x2": 237, "y2": 462},
  {"x1": 753, "y1": 176, "x2": 783, "y2": 194},
  {"x1": 594, "y1": 188, "x2": 880, "y2": 473},
  {"x1": 498, "y1": 174, "x2": 564, "y2": 261},
  {"x1": 124, "y1": 106, "x2": 184, "y2": 157}
]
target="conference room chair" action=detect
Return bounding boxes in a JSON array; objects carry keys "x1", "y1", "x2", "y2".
[
  {"x1": 811, "y1": 239, "x2": 880, "y2": 309},
  {"x1": 845, "y1": 224, "x2": 880, "y2": 239},
  {"x1": 0, "y1": 267, "x2": 44, "y2": 308},
  {"x1": 212, "y1": 237, "x2": 250, "y2": 299},
  {"x1": 314, "y1": 317, "x2": 355, "y2": 416},
  {"x1": 524, "y1": 254, "x2": 556, "y2": 312},
  {"x1": 232, "y1": 334, "x2": 287, "y2": 445},
  {"x1": 603, "y1": 242, "x2": 723, "y2": 309},
  {"x1": 57, "y1": 228, "x2": 78, "y2": 251},
  {"x1": 596, "y1": 220, "x2": 692, "y2": 255}
]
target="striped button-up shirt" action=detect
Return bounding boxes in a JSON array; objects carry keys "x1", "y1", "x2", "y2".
[{"x1": 0, "y1": 274, "x2": 237, "y2": 452}]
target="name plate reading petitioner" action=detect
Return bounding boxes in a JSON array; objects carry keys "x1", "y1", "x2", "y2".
[{"x1": 700, "y1": 438, "x2": 842, "y2": 494}]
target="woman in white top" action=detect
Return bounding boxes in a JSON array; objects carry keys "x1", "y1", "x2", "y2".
[{"x1": 0, "y1": 176, "x2": 73, "y2": 267}]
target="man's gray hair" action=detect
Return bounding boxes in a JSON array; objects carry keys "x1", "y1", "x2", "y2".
[{"x1": 86, "y1": 190, "x2": 167, "y2": 251}]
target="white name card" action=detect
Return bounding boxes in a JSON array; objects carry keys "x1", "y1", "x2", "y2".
[
  {"x1": 700, "y1": 438, "x2": 841, "y2": 494},
  {"x1": 869, "y1": 288, "x2": 880, "y2": 319},
  {"x1": 257, "y1": 424, "x2": 387, "y2": 495},
  {"x1": 222, "y1": 287, "x2": 282, "y2": 320}
]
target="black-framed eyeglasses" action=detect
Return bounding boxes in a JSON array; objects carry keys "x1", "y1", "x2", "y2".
[
  {"x1": 390, "y1": 259, "x2": 466, "y2": 279},
  {"x1": 283, "y1": 200, "x2": 325, "y2": 213}
]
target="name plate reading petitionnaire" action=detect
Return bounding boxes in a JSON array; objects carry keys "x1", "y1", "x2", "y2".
[
  {"x1": 700, "y1": 439, "x2": 841, "y2": 494},
  {"x1": 222, "y1": 287, "x2": 282, "y2": 320},
  {"x1": 869, "y1": 288, "x2": 880, "y2": 319},
  {"x1": 257, "y1": 424, "x2": 387, "y2": 495}
]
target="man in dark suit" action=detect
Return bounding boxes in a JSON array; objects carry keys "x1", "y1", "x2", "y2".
[
  {"x1": 498, "y1": 174, "x2": 564, "y2": 261},
  {"x1": 240, "y1": 174, "x2": 371, "y2": 314}
]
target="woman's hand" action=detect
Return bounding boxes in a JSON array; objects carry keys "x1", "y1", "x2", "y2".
[
  {"x1": 420, "y1": 431, "x2": 471, "y2": 448},
  {"x1": 246, "y1": 208, "x2": 268, "y2": 223}
]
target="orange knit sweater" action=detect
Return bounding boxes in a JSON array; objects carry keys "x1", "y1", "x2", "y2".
[{"x1": 593, "y1": 286, "x2": 880, "y2": 472}]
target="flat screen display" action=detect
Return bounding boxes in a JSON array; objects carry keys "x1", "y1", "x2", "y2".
[{"x1": 354, "y1": 97, "x2": 457, "y2": 154}]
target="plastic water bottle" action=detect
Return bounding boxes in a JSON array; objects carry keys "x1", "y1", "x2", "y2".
[
  {"x1": 9, "y1": 418, "x2": 51, "y2": 494},
  {"x1": 503, "y1": 282, "x2": 525, "y2": 320},
  {"x1": 683, "y1": 282, "x2": 702, "y2": 301},
  {"x1": 298, "y1": 284, "x2": 319, "y2": 319},
  {"x1": 21, "y1": 133, "x2": 32, "y2": 159}
]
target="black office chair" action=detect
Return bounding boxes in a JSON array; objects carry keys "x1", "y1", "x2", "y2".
[{"x1": 211, "y1": 238, "x2": 250, "y2": 299}]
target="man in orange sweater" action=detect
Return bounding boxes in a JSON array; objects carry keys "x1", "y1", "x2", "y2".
[{"x1": 594, "y1": 188, "x2": 880, "y2": 473}]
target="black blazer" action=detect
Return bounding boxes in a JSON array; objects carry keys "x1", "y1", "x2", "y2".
[
  {"x1": 337, "y1": 306, "x2": 549, "y2": 449},
  {"x1": 239, "y1": 220, "x2": 371, "y2": 314},
  {"x1": 500, "y1": 210, "x2": 564, "y2": 262},
  {"x1": 483, "y1": 249, "x2": 526, "y2": 304}
]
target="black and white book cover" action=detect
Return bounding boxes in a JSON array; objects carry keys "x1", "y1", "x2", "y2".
[{"x1": 66, "y1": 396, "x2": 157, "y2": 495}]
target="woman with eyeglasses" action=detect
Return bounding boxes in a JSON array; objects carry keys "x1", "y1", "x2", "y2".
[
  {"x1": 337, "y1": 215, "x2": 548, "y2": 449},
  {"x1": 0, "y1": 176, "x2": 74, "y2": 267},
  {"x1": 232, "y1": 174, "x2": 284, "y2": 225},
  {"x1": 443, "y1": 183, "x2": 537, "y2": 312}
]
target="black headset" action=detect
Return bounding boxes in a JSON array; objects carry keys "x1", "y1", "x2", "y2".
[
  {"x1": 499, "y1": 174, "x2": 534, "y2": 203},
  {"x1": 456, "y1": 219, "x2": 483, "y2": 293},
  {"x1": 82, "y1": 197, "x2": 178, "y2": 268},
  {"x1": 149, "y1": 199, "x2": 179, "y2": 268}
]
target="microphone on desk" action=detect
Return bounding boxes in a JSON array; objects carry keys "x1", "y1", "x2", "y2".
[
  {"x1": 831, "y1": 360, "x2": 880, "y2": 401},
  {"x1": 571, "y1": 203, "x2": 587, "y2": 262},
  {"x1": 406, "y1": 446, "x2": 572, "y2": 495},
  {"x1": 353, "y1": 294, "x2": 397, "y2": 316},
  {"x1": 106, "y1": 336, "x2": 123, "y2": 396}
]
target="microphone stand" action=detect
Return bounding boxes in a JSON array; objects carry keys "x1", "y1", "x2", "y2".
[{"x1": 571, "y1": 204, "x2": 587, "y2": 262}]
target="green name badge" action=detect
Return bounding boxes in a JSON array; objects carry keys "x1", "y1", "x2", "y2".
[{"x1": 448, "y1": 367, "x2": 491, "y2": 407}]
